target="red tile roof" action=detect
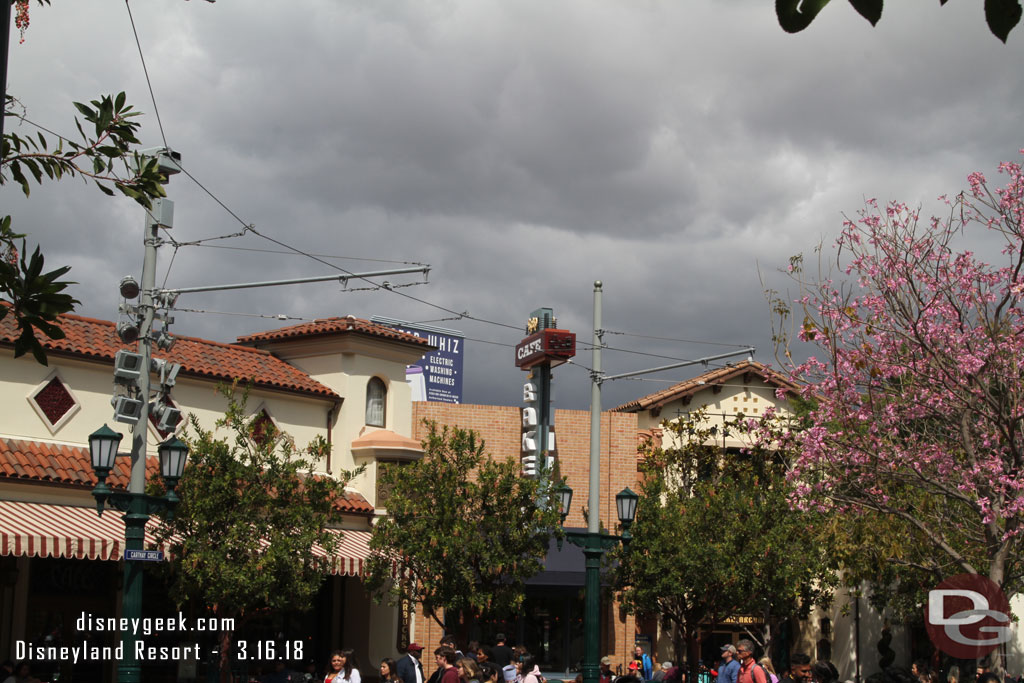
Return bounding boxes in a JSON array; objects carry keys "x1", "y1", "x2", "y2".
[
  {"x1": 614, "y1": 360, "x2": 802, "y2": 413},
  {"x1": 0, "y1": 303, "x2": 338, "y2": 399},
  {"x1": 237, "y1": 316, "x2": 430, "y2": 347},
  {"x1": 0, "y1": 437, "x2": 374, "y2": 514}
]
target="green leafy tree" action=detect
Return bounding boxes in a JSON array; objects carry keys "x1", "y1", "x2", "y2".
[
  {"x1": 153, "y1": 384, "x2": 361, "y2": 681},
  {"x1": 776, "y1": 0, "x2": 1021, "y2": 43},
  {"x1": 3, "y1": 85, "x2": 168, "y2": 362},
  {"x1": 611, "y1": 409, "x2": 837, "y2": 673},
  {"x1": 364, "y1": 421, "x2": 564, "y2": 634}
]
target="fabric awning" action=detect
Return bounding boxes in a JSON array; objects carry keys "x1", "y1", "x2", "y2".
[
  {"x1": 0, "y1": 500, "x2": 371, "y2": 576},
  {"x1": 0, "y1": 499, "x2": 162, "y2": 561}
]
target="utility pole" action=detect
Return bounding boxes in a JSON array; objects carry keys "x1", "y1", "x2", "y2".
[
  {"x1": 572, "y1": 281, "x2": 755, "y2": 683},
  {"x1": 116, "y1": 147, "x2": 179, "y2": 683}
]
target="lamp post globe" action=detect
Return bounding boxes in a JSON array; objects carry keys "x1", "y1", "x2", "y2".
[
  {"x1": 88, "y1": 424, "x2": 122, "y2": 477},
  {"x1": 615, "y1": 487, "x2": 639, "y2": 527}
]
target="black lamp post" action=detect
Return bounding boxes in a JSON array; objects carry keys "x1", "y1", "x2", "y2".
[
  {"x1": 88, "y1": 424, "x2": 189, "y2": 683},
  {"x1": 556, "y1": 482, "x2": 639, "y2": 683}
]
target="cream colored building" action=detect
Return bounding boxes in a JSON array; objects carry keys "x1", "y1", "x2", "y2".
[
  {"x1": 615, "y1": 361, "x2": 912, "y2": 681},
  {"x1": 0, "y1": 304, "x2": 430, "y2": 680}
]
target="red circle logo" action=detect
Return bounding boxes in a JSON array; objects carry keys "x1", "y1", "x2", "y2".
[{"x1": 924, "y1": 573, "x2": 1011, "y2": 659}]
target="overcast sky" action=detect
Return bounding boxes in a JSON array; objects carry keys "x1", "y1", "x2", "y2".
[{"x1": 4, "y1": 0, "x2": 1023, "y2": 411}]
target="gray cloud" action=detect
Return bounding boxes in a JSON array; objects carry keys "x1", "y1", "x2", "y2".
[{"x1": 3, "y1": 0, "x2": 1023, "y2": 411}]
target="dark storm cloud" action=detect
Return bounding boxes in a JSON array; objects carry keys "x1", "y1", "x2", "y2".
[{"x1": 4, "y1": 0, "x2": 1023, "y2": 409}]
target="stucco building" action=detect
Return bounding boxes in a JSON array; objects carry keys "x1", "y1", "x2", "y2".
[{"x1": 0, "y1": 306, "x2": 429, "y2": 681}]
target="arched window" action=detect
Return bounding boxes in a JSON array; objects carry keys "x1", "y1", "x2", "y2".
[{"x1": 366, "y1": 377, "x2": 387, "y2": 427}]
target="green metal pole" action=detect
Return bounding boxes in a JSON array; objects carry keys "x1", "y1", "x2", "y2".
[
  {"x1": 119, "y1": 497, "x2": 148, "y2": 682},
  {"x1": 582, "y1": 539, "x2": 603, "y2": 683},
  {"x1": 117, "y1": 159, "x2": 163, "y2": 683}
]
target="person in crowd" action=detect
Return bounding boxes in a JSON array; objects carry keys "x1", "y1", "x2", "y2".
[
  {"x1": 438, "y1": 647, "x2": 462, "y2": 683},
  {"x1": 442, "y1": 636, "x2": 464, "y2": 658},
  {"x1": 912, "y1": 662, "x2": 930, "y2": 683},
  {"x1": 477, "y1": 646, "x2": 494, "y2": 666},
  {"x1": 634, "y1": 646, "x2": 654, "y2": 681},
  {"x1": 479, "y1": 662, "x2": 501, "y2": 683},
  {"x1": 719, "y1": 645, "x2": 740, "y2": 683},
  {"x1": 735, "y1": 640, "x2": 767, "y2": 683},
  {"x1": 946, "y1": 666, "x2": 960, "y2": 683},
  {"x1": 810, "y1": 662, "x2": 836, "y2": 683},
  {"x1": 492, "y1": 635, "x2": 514, "y2": 668},
  {"x1": 325, "y1": 650, "x2": 361, "y2": 683},
  {"x1": 600, "y1": 656, "x2": 616, "y2": 683},
  {"x1": 459, "y1": 658, "x2": 484, "y2": 683},
  {"x1": 1, "y1": 661, "x2": 37, "y2": 683},
  {"x1": 519, "y1": 654, "x2": 543, "y2": 683},
  {"x1": 381, "y1": 659, "x2": 401, "y2": 683},
  {"x1": 630, "y1": 651, "x2": 655, "y2": 679},
  {"x1": 397, "y1": 644, "x2": 426, "y2": 683},
  {"x1": 779, "y1": 654, "x2": 812, "y2": 683},
  {"x1": 758, "y1": 658, "x2": 778, "y2": 683},
  {"x1": 467, "y1": 643, "x2": 481, "y2": 663},
  {"x1": 654, "y1": 663, "x2": 672, "y2": 682}
]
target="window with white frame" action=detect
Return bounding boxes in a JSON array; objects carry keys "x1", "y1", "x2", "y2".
[{"x1": 365, "y1": 377, "x2": 387, "y2": 427}]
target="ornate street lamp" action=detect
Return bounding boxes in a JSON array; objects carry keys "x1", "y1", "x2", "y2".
[
  {"x1": 559, "y1": 483, "x2": 639, "y2": 683},
  {"x1": 88, "y1": 425, "x2": 122, "y2": 515},
  {"x1": 87, "y1": 423, "x2": 189, "y2": 683},
  {"x1": 158, "y1": 436, "x2": 189, "y2": 508}
]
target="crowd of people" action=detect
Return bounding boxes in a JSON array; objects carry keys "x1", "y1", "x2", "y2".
[{"x1": 2, "y1": 638, "x2": 1020, "y2": 683}]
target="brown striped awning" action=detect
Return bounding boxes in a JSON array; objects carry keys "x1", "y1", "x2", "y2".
[
  {"x1": 0, "y1": 499, "x2": 165, "y2": 561},
  {"x1": 0, "y1": 500, "x2": 372, "y2": 576}
]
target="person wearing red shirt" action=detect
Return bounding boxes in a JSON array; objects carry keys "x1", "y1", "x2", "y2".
[{"x1": 735, "y1": 641, "x2": 767, "y2": 683}]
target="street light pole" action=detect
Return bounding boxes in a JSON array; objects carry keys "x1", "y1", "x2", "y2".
[
  {"x1": 557, "y1": 281, "x2": 639, "y2": 683},
  {"x1": 560, "y1": 281, "x2": 754, "y2": 683},
  {"x1": 115, "y1": 181, "x2": 162, "y2": 683},
  {"x1": 584, "y1": 280, "x2": 604, "y2": 683}
]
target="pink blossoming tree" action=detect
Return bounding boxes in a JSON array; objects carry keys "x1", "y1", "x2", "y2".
[{"x1": 769, "y1": 151, "x2": 1024, "y2": 625}]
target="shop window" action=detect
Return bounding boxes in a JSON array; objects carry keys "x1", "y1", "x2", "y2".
[{"x1": 366, "y1": 377, "x2": 387, "y2": 427}]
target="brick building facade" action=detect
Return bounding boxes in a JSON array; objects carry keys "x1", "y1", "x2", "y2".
[{"x1": 409, "y1": 402, "x2": 643, "y2": 675}]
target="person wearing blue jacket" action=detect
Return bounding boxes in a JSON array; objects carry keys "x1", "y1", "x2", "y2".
[
  {"x1": 719, "y1": 645, "x2": 740, "y2": 683},
  {"x1": 632, "y1": 646, "x2": 653, "y2": 681}
]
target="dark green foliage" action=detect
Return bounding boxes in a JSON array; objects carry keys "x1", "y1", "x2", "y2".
[
  {"x1": 1, "y1": 92, "x2": 167, "y2": 363},
  {"x1": 776, "y1": 0, "x2": 1020, "y2": 42},
  {"x1": 609, "y1": 409, "x2": 837, "y2": 666},
  {"x1": 153, "y1": 384, "x2": 361, "y2": 627},
  {"x1": 0, "y1": 222, "x2": 78, "y2": 365},
  {"x1": 364, "y1": 421, "x2": 564, "y2": 629}
]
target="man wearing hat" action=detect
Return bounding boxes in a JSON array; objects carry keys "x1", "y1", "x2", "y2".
[
  {"x1": 600, "y1": 656, "x2": 616, "y2": 683},
  {"x1": 719, "y1": 645, "x2": 740, "y2": 683},
  {"x1": 397, "y1": 643, "x2": 425, "y2": 683}
]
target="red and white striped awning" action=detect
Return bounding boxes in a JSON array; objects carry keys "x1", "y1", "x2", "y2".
[
  {"x1": 0, "y1": 499, "x2": 165, "y2": 561},
  {"x1": 0, "y1": 500, "x2": 371, "y2": 576},
  {"x1": 314, "y1": 527, "x2": 373, "y2": 577}
]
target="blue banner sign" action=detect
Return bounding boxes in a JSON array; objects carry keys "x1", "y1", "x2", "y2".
[
  {"x1": 124, "y1": 549, "x2": 164, "y2": 562},
  {"x1": 370, "y1": 317, "x2": 465, "y2": 404}
]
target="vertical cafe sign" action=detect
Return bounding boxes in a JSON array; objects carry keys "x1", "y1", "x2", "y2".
[
  {"x1": 514, "y1": 308, "x2": 575, "y2": 477},
  {"x1": 370, "y1": 316, "x2": 466, "y2": 404}
]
